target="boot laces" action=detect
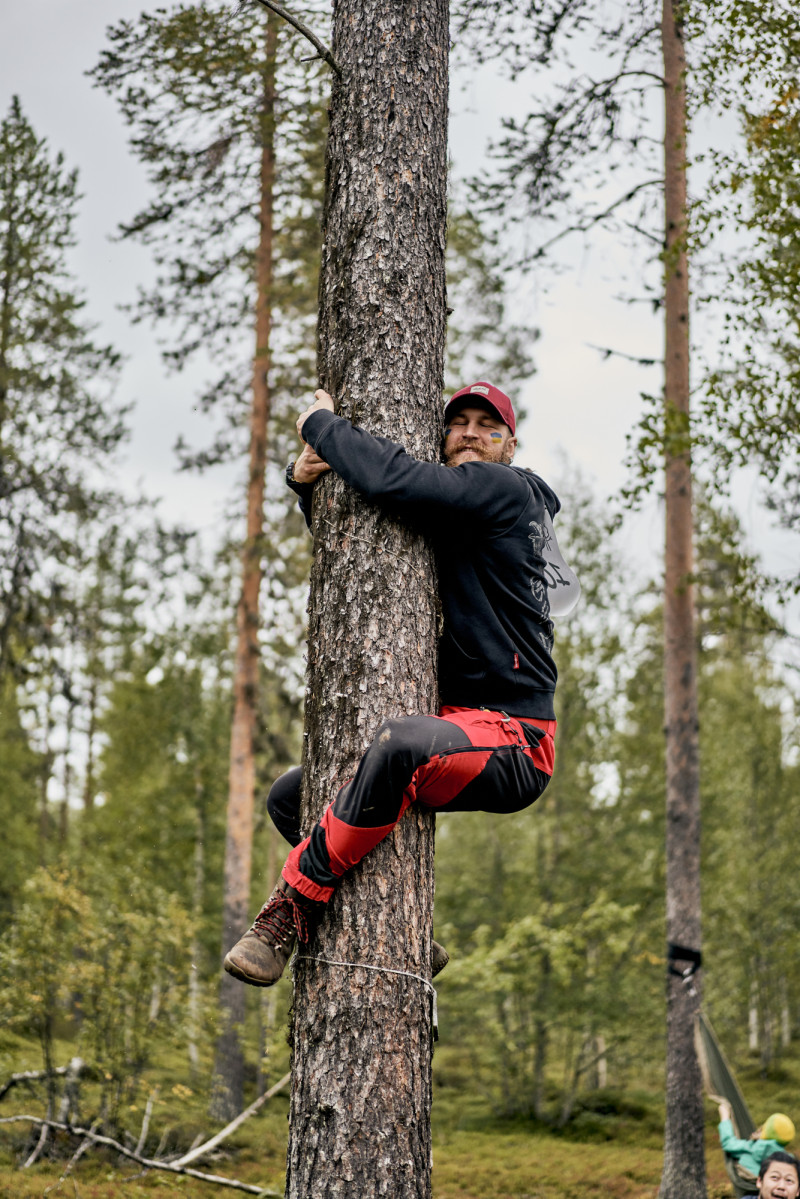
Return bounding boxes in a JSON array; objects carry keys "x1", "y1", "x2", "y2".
[{"x1": 252, "y1": 893, "x2": 309, "y2": 946}]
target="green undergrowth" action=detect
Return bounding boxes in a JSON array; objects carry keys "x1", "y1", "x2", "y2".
[{"x1": 2, "y1": 1031, "x2": 799, "y2": 1198}]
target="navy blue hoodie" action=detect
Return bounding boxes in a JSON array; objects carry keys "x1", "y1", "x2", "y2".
[{"x1": 295, "y1": 409, "x2": 560, "y2": 720}]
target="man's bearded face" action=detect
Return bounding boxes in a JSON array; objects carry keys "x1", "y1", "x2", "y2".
[{"x1": 444, "y1": 404, "x2": 517, "y2": 467}]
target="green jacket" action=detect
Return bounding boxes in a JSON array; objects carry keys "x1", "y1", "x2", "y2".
[{"x1": 718, "y1": 1119, "x2": 787, "y2": 1177}]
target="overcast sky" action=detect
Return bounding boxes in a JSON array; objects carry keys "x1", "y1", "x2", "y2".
[{"x1": 3, "y1": 0, "x2": 795, "y2": 624}]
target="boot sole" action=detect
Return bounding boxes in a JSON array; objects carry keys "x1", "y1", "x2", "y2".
[
  {"x1": 223, "y1": 954, "x2": 282, "y2": 988},
  {"x1": 431, "y1": 952, "x2": 450, "y2": 979}
]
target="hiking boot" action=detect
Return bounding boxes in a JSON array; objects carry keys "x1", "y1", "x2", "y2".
[
  {"x1": 223, "y1": 878, "x2": 324, "y2": 988},
  {"x1": 432, "y1": 939, "x2": 449, "y2": 978}
]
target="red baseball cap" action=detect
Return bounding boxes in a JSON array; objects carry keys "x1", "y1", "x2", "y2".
[{"x1": 443, "y1": 381, "x2": 516, "y2": 436}]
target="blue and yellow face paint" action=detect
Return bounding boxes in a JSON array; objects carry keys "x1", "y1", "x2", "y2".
[{"x1": 444, "y1": 426, "x2": 504, "y2": 442}]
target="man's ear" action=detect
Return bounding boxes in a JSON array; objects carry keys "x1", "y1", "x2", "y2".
[{"x1": 506, "y1": 436, "x2": 518, "y2": 461}]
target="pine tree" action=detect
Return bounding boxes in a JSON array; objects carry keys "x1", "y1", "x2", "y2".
[
  {"x1": 659, "y1": 5, "x2": 704, "y2": 1194},
  {"x1": 0, "y1": 672, "x2": 39, "y2": 915},
  {"x1": 0, "y1": 96, "x2": 125, "y2": 678},
  {"x1": 285, "y1": 0, "x2": 448, "y2": 1190},
  {"x1": 90, "y1": 1, "x2": 326, "y2": 1116},
  {"x1": 449, "y1": 4, "x2": 710, "y2": 1189}
]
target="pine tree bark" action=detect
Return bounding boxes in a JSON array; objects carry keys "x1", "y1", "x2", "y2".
[
  {"x1": 659, "y1": 2, "x2": 705, "y2": 1196},
  {"x1": 285, "y1": 1, "x2": 449, "y2": 1194},
  {"x1": 212, "y1": 11, "x2": 278, "y2": 1121}
]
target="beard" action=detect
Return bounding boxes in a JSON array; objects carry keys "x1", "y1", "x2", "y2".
[{"x1": 445, "y1": 440, "x2": 513, "y2": 466}]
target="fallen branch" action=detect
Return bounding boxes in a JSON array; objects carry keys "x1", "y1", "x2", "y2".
[
  {"x1": 174, "y1": 1070, "x2": 290, "y2": 1167},
  {"x1": 43, "y1": 1118, "x2": 101, "y2": 1196},
  {"x1": 0, "y1": 1116, "x2": 281, "y2": 1196},
  {"x1": 0, "y1": 1064, "x2": 77, "y2": 1102},
  {"x1": 21, "y1": 1109, "x2": 50, "y2": 1170},
  {"x1": 135, "y1": 1087, "x2": 158, "y2": 1156}
]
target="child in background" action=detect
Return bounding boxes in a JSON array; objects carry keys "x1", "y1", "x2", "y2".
[{"x1": 718, "y1": 1102, "x2": 796, "y2": 1179}]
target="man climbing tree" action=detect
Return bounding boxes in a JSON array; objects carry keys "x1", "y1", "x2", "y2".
[
  {"x1": 225, "y1": 377, "x2": 564, "y2": 980},
  {"x1": 225, "y1": 377, "x2": 571, "y2": 1193},
  {"x1": 269, "y1": 2, "x2": 450, "y2": 1183},
  {"x1": 221, "y1": 1, "x2": 574, "y2": 1194}
]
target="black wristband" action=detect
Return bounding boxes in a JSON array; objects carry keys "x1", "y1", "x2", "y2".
[{"x1": 286, "y1": 460, "x2": 297, "y2": 487}]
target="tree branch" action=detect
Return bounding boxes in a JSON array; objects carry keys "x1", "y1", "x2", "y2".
[
  {"x1": 135, "y1": 1088, "x2": 158, "y2": 1156},
  {"x1": 43, "y1": 1119, "x2": 101, "y2": 1197},
  {"x1": 586, "y1": 342, "x2": 662, "y2": 366},
  {"x1": 0, "y1": 1115, "x2": 282, "y2": 1195},
  {"x1": 0, "y1": 1065, "x2": 77, "y2": 1102},
  {"x1": 522, "y1": 177, "x2": 663, "y2": 263},
  {"x1": 246, "y1": 0, "x2": 342, "y2": 76}
]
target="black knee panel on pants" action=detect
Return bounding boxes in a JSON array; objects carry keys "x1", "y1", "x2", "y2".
[{"x1": 266, "y1": 766, "x2": 303, "y2": 847}]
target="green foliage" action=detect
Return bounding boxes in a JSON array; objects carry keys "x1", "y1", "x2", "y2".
[
  {"x1": 0, "y1": 673, "x2": 39, "y2": 915},
  {"x1": 697, "y1": 68, "x2": 800, "y2": 545},
  {"x1": 699, "y1": 648, "x2": 800, "y2": 1073},
  {"x1": 0, "y1": 866, "x2": 193, "y2": 1128},
  {"x1": 435, "y1": 478, "x2": 664, "y2": 1120},
  {"x1": 87, "y1": 638, "x2": 229, "y2": 949},
  {"x1": 88, "y1": 1, "x2": 328, "y2": 475},
  {"x1": 436, "y1": 474, "x2": 800, "y2": 1118},
  {"x1": 76, "y1": 874, "x2": 194, "y2": 1122},
  {"x1": 0, "y1": 870, "x2": 92, "y2": 1068},
  {"x1": 0, "y1": 97, "x2": 127, "y2": 675}
]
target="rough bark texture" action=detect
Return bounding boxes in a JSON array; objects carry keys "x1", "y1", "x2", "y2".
[
  {"x1": 285, "y1": 1, "x2": 449, "y2": 1194},
  {"x1": 659, "y1": 3, "x2": 705, "y2": 1196},
  {"x1": 212, "y1": 12, "x2": 277, "y2": 1121}
]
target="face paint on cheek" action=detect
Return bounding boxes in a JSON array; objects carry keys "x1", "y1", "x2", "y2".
[
  {"x1": 489, "y1": 431, "x2": 503, "y2": 442},
  {"x1": 444, "y1": 427, "x2": 452, "y2": 437}
]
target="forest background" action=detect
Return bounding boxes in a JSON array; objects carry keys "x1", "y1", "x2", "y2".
[{"x1": 1, "y1": 0, "x2": 800, "y2": 1196}]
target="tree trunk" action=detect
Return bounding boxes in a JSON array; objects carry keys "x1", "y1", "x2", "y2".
[
  {"x1": 749, "y1": 980, "x2": 759, "y2": 1052},
  {"x1": 188, "y1": 782, "x2": 205, "y2": 1080},
  {"x1": 258, "y1": 825, "x2": 280, "y2": 1096},
  {"x1": 285, "y1": 1, "x2": 449, "y2": 1193},
  {"x1": 659, "y1": 2, "x2": 705, "y2": 1197},
  {"x1": 83, "y1": 673, "x2": 98, "y2": 813},
  {"x1": 780, "y1": 980, "x2": 790, "y2": 1049},
  {"x1": 212, "y1": 11, "x2": 278, "y2": 1121}
]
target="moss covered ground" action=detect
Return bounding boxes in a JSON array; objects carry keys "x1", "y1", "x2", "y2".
[{"x1": 1, "y1": 1030, "x2": 797, "y2": 1197}]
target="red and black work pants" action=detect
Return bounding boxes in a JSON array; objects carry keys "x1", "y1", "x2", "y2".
[{"x1": 270, "y1": 706, "x2": 556, "y2": 904}]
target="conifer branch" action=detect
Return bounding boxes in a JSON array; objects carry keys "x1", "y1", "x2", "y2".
[
  {"x1": 247, "y1": 0, "x2": 342, "y2": 76},
  {"x1": 523, "y1": 177, "x2": 664, "y2": 263},
  {"x1": 586, "y1": 342, "x2": 661, "y2": 366}
]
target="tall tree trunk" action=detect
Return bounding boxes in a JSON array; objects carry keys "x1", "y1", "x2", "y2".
[
  {"x1": 188, "y1": 782, "x2": 206, "y2": 1080},
  {"x1": 83, "y1": 673, "x2": 98, "y2": 813},
  {"x1": 659, "y1": 2, "x2": 705, "y2": 1196},
  {"x1": 748, "y1": 979, "x2": 759, "y2": 1052},
  {"x1": 59, "y1": 683, "x2": 76, "y2": 847},
  {"x1": 258, "y1": 824, "x2": 280, "y2": 1096},
  {"x1": 211, "y1": 11, "x2": 278, "y2": 1121},
  {"x1": 38, "y1": 668, "x2": 56, "y2": 864},
  {"x1": 285, "y1": 1, "x2": 449, "y2": 1193}
]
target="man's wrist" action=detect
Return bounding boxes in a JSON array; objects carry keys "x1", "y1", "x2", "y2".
[{"x1": 286, "y1": 460, "x2": 307, "y2": 492}]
